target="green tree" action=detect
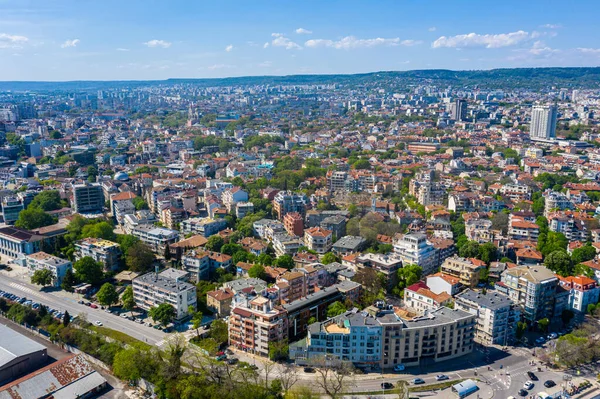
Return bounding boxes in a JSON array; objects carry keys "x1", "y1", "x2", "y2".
[
  {"x1": 538, "y1": 317, "x2": 550, "y2": 333},
  {"x1": 209, "y1": 319, "x2": 229, "y2": 346},
  {"x1": 73, "y1": 256, "x2": 104, "y2": 285},
  {"x1": 268, "y1": 339, "x2": 289, "y2": 361},
  {"x1": 15, "y1": 207, "x2": 56, "y2": 230},
  {"x1": 132, "y1": 197, "x2": 148, "y2": 210},
  {"x1": 63, "y1": 310, "x2": 70, "y2": 327},
  {"x1": 326, "y1": 301, "x2": 347, "y2": 318},
  {"x1": 205, "y1": 235, "x2": 224, "y2": 252},
  {"x1": 352, "y1": 159, "x2": 371, "y2": 170},
  {"x1": 87, "y1": 166, "x2": 98, "y2": 182},
  {"x1": 116, "y1": 234, "x2": 140, "y2": 255},
  {"x1": 29, "y1": 190, "x2": 63, "y2": 211},
  {"x1": 121, "y1": 286, "x2": 135, "y2": 311},
  {"x1": 273, "y1": 254, "x2": 294, "y2": 269},
  {"x1": 479, "y1": 242, "x2": 498, "y2": 264},
  {"x1": 257, "y1": 253, "x2": 273, "y2": 266},
  {"x1": 97, "y1": 283, "x2": 119, "y2": 306},
  {"x1": 112, "y1": 347, "x2": 143, "y2": 382},
  {"x1": 81, "y1": 221, "x2": 116, "y2": 241},
  {"x1": 30, "y1": 268, "x2": 54, "y2": 287},
  {"x1": 394, "y1": 264, "x2": 423, "y2": 296},
  {"x1": 321, "y1": 252, "x2": 340, "y2": 265},
  {"x1": 459, "y1": 241, "x2": 481, "y2": 258},
  {"x1": 571, "y1": 245, "x2": 597, "y2": 265},
  {"x1": 125, "y1": 242, "x2": 156, "y2": 272},
  {"x1": 61, "y1": 269, "x2": 76, "y2": 292},
  {"x1": 538, "y1": 232, "x2": 568, "y2": 256},
  {"x1": 149, "y1": 303, "x2": 176, "y2": 326},
  {"x1": 516, "y1": 321, "x2": 527, "y2": 340},
  {"x1": 248, "y1": 264, "x2": 266, "y2": 279},
  {"x1": 544, "y1": 250, "x2": 573, "y2": 277}
]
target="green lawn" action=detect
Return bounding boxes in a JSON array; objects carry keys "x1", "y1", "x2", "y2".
[{"x1": 90, "y1": 325, "x2": 153, "y2": 351}]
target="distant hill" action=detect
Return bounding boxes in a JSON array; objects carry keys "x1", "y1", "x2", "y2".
[{"x1": 1, "y1": 67, "x2": 599, "y2": 92}]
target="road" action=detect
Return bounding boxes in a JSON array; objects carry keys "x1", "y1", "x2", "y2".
[{"x1": 0, "y1": 271, "x2": 167, "y2": 345}]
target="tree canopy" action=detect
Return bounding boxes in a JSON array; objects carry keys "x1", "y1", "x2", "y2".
[{"x1": 149, "y1": 303, "x2": 176, "y2": 326}]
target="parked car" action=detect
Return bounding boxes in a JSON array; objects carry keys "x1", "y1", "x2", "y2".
[
  {"x1": 523, "y1": 381, "x2": 534, "y2": 390},
  {"x1": 436, "y1": 374, "x2": 449, "y2": 381},
  {"x1": 226, "y1": 358, "x2": 238, "y2": 365},
  {"x1": 215, "y1": 355, "x2": 227, "y2": 361},
  {"x1": 544, "y1": 380, "x2": 556, "y2": 388},
  {"x1": 518, "y1": 389, "x2": 528, "y2": 397},
  {"x1": 90, "y1": 304, "x2": 98, "y2": 309},
  {"x1": 393, "y1": 364, "x2": 405, "y2": 372},
  {"x1": 303, "y1": 367, "x2": 315, "y2": 373},
  {"x1": 121, "y1": 313, "x2": 128, "y2": 318},
  {"x1": 412, "y1": 378, "x2": 425, "y2": 385},
  {"x1": 535, "y1": 337, "x2": 546, "y2": 345},
  {"x1": 381, "y1": 382, "x2": 394, "y2": 390},
  {"x1": 78, "y1": 300, "x2": 85, "y2": 304},
  {"x1": 547, "y1": 332, "x2": 558, "y2": 339},
  {"x1": 94, "y1": 320, "x2": 103, "y2": 326}
]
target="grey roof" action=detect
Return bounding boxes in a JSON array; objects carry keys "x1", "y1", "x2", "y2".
[
  {"x1": 456, "y1": 289, "x2": 514, "y2": 310},
  {"x1": 283, "y1": 284, "x2": 342, "y2": 314},
  {"x1": 403, "y1": 307, "x2": 474, "y2": 328},
  {"x1": 0, "y1": 324, "x2": 46, "y2": 368},
  {"x1": 332, "y1": 235, "x2": 366, "y2": 250},
  {"x1": 224, "y1": 278, "x2": 267, "y2": 293},
  {"x1": 159, "y1": 268, "x2": 189, "y2": 281},
  {"x1": 134, "y1": 271, "x2": 195, "y2": 293}
]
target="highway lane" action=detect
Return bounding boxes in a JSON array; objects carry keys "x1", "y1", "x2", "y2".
[{"x1": 0, "y1": 274, "x2": 166, "y2": 345}]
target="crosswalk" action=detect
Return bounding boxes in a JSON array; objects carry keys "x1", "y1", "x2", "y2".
[{"x1": 9, "y1": 282, "x2": 40, "y2": 297}]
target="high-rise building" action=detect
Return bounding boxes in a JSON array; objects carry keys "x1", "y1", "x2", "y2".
[
  {"x1": 72, "y1": 183, "x2": 104, "y2": 214},
  {"x1": 530, "y1": 105, "x2": 557, "y2": 140},
  {"x1": 451, "y1": 99, "x2": 467, "y2": 121}
]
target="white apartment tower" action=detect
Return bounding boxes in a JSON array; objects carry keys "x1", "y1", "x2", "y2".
[{"x1": 530, "y1": 105, "x2": 557, "y2": 140}]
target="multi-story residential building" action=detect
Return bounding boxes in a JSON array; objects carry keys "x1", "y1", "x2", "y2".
[
  {"x1": 132, "y1": 269, "x2": 197, "y2": 320},
  {"x1": 272, "y1": 232, "x2": 303, "y2": 257},
  {"x1": 557, "y1": 275, "x2": 600, "y2": 315},
  {"x1": 206, "y1": 287, "x2": 235, "y2": 317},
  {"x1": 109, "y1": 191, "x2": 137, "y2": 223},
  {"x1": 253, "y1": 219, "x2": 285, "y2": 240},
  {"x1": 426, "y1": 272, "x2": 462, "y2": 296},
  {"x1": 455, "y1": 289, "x2": 520, "y2": 346},
  {"x1": 132, "y1": 224, "x2": 179, "y2": 253},
  {"x1": 543, "y1": 190, "x2": 573, "y2": 217},
  {"x1": 182, "y1": 250, "x2": 233, "y2": 281},
  {"x1": 320, "y1": 215, "x2": 346, "y2": 240},
  {"x1": 72, "y1": 183, "x2": 104, "y2": 214},
  {"x1": 530, "y1": 104, "x2": 557, "y2": 141},
  {"x1": 283, "y1": 212, "x2": 304, "y2": 237},
  {"x1": 181, "y1": 217, "x2": 227, "y2": 237},
  {"x1": 235, "y1": 202, "x2": 254, "y2": 219},
  {"x1": 409, "y1": 171, "x2": 445, "y2": 206},
  {"x1": 277, "y1": 271, "x2": 306, "y2": 303},
  {"x1": 0, "y1": 226, "x2": 43, "y2": 260},
  {"x1": 332, "y1": 236, "x2": 366, "y2": 255},
  {"x1": 508, "y1": 219, "x2": 540, "y2": 241},
  {"x1": 393, "y1": 233, "x2": 438, "y2": 276},
  {"x1": 228, "y1": 296, "x2": 288, "y2": 357},
  {"x1": 500, "y1": 184, "x2": 531, "y2": 202},
  {"x1": 272, "y1": 191, "x2": 309, "y2": 220},
  {"x1": 161, "y1": 207, "x2": 188, "y2": 230},
  {"x1": 548, "y1": 212, "x2": 587, "y2": 242},
  {"x1": 327, "y1": 171, "x2": 349, "y2": 192},
  {"x1": 222, "y1": 187, "x2": 249, "y2": 213},
  {"x1": 404, "y1": 282, "x2": 452, "y2": 314},
  {"x1": 291, "y1": 306, "x2": 475, "y2": 370},
  {"x1": 25, "y1": 251, "x2": 72, "y2": 288},
  {"x1": 304, "y1": 227, "x2": 332, "y2": 254},
  {"x1": 440, "y1": 256, "x2": 486, "y2": 288},
  {"x1": 74, "y1": 238, "x2": 122, "y2": 271},
  {"x1": 356, "y1": 253, "x2": 403, "y2": 289},
  {"x1": 1, "y1": 196, "x2": 23, "y2": 225},
  {"x1": 498, "y1": 265, "x2": 559, "y2": 322},
  {"x1": 464, "y1": 219, "x2": 493, "y2": 243}
]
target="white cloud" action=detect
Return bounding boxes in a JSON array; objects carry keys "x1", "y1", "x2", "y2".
[
  {"x1": 207, "y1": 64, "x2": 235, "y2": 70},
  {"x1": 61, "y1": 39, "x2": 80, "y2": 48},
  {"x1": 258, "y1": 60, "x2": 272, "y2": 67},
  {"x1": 263, "y1": 42, "x2": 269, "y2": 48},
  {"x1": 577, "y1": 47, "x2": 600, "y2": 54},
  {"x1": 432, "y1": 30, "x2": 531, "y2": 49},
  {"x1": 295, "y1": 28, "x2": 312, "y2": 35},
  {"x1": 143, "y1": 39, "x2": 171, "y2": 48},
  {"x1": 116, "y1": 48, "x2": 130, "y2": 52},
  {"x1": 528, "y1": 40, "x2": 558, "y2": 56},
  {"x1": 270, "y1": 33, "x2": 302, "y2": 50},
  {"x1": 428, "y1": 27, "x2": 437, "y2": 32},
  {"x1": 0, "y1": 33, "x2": 28, "y2": 48},
  {"x1": 541, "y1": 24, "x2": 562, "y2": 29},
  {"x1": 304, "y1": 36, "x2": 420, "y2": 50},
  {"x1": 225, "y1": 44, "x2": 233, "y2": 52}
]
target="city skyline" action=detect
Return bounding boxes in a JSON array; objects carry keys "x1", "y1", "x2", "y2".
[{"x1": 1, "y1": 0, "x2": 600, "y2": 81}]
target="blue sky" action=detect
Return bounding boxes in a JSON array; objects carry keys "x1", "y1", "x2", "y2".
[{"x1": 1, "y1": 0, "x2": 599, "y2": 81}]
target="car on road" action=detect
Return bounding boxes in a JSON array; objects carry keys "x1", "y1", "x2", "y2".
[
  {"x1": 78, "y1": 300, "x2": 84, "y2": 304},
  {"x1": 94, "y1": 321, "x2": 103, "y2": 326},
  {"x1": 381, "y1": 382, "x2": 394, "y2": 390},
  {"x1": 227, "y1": 358, "x2": 238, "y2": 365},
  {"x1": 121, "y1": 313, "x2": 128, "y2": 318},
  {"x1": 527, "y1": 371, "x2": 538, "y2": 381},
  {"x1": 393, "y1": 364, "x2": 405, "y2": 372},
  {"x1": 435, "y1": 374, "x2": 449, "y2": 381},
  {"x1": 215, "y1": 355, "x2": 227, "y2": 361},
  {"x1": 303, "y1": 367, "x2": 315, "y2": 373},
  {"x1": 547, "y1": 332, "x2": 558, "y2": 339},
  {"x1": 85, "y1": 302, "x2": 91, "y2": 306},
  {"x1": 146, "y1": 322, "x2": 153, "y2": 327},
  {"x1": 518, "y1": 389, "x2": 528, "y2": 397},
  {"x1": 544, "y1": 380, "x2": 556, "y2": 388},
  {"x1": 412, "y1": 378, "x2": 425, "y2": 385},
  {"x1": 136, "y1": 318, "x2": 144, "y2": 324},
  {"x1": 535, "y1": 337, "x2": 546, "y2": 345},
  {"x1": 90, "y1": 304, "x2": 98, "y2": 309},
  {"x1": 523, "y1": 381, "x2": 534, "y2": 390}
]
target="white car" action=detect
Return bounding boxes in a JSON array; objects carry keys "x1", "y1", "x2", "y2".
[
  {"x1": 94, "y1": 320, "x2": 103, "y2": 326},
  {"x1": 435, "y1": 374, "x2": 449, "y2": 381},
  {"x1": 393, "y1": 364, "x2": 405, "y2": 372},
  {"x1": 547, "y1": 332, "x2": 558, "y2": 339},
  {"x1": 523, "y1": 381, "x2": 534, "y2": 390}
]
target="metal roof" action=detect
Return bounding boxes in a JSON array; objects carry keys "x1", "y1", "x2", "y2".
[{"x1": 0, "y1": 324, "x2": 46, "y2": 368}]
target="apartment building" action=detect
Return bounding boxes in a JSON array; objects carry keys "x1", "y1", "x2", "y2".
[
  {"x1": 132, "y1": 269, "x2": 197, "y2": 320},
  {"x1": 393, "y1": 233, "x2": 438, "y2": 276},
  {"x1": 25, "y1": 251, "x2": 72, "y2": 288},
  {"x1": 499, "y1": 184, "x2": 531, "y2": 202},
  {"x1": 441, "y1": 256, "x2": 486, "y2": 288},
  {"x1": 181, "y1": 217, "x2": 227, "y2": 238},
  {"x1": 206, "y1": 287, "x2": 235, "y2": 317},
  {"x1": 356, "y1": 253, "x2": 403, "y2": 290},
  {"x1": 558, "y1": 275, "x2": 600, "y2": 314},
  {"x1": 228, "y1": 296, "x2": 288, "y2": 357},
  {"x1": 455, "y1": 289, "x2": 520, "y2": 346},
  {"x1": 548, "y1": 212, "x2": 587, "y2": 242},
  {"x1": 292, "y1": 306, "x2": 475, "y2": 370},
  {"x1": 222, "y1": 187, "x2": 249, "y2": 213},
  {"x1": 74, "y1": 238, "x2": 122, "y2": 271},
  {"x1": 498, "y1": 265, "x2": 559, "y2": 322},
  {"x1": 182, "y1": 250, "x2": 233, "y2": 281},
  {"x1": 464, "y1": 219, "x2": 493, "y2": 243},
  {"x1": 272, "y1": 232, "x2": 303, "y2": 257},
  {"x1": 276, "y1": 271, "x2": 306, "y2": 303},
  {"x1": 508, "y1": 219, "x2": 540, "y2": 241},
  {"x1": 0, "y1": 226, "x2": 43, "y2": 260},
  {"x1": 304, "y1": 227, "x2": 333, "y2": 254},
  {"x1": 283, "y1": 212, "x2": 304, "y2": 237},
  {"x1": 272, "y1": 191, "x2": 309, "y2": 220},
  {"x1": 543, "y1": 190, "x2": 574, "y2": 217},
  {"x1": 1, "y1": 196, "x2": 23, "y2": 225},
  {"x1": 235, "y1": 202, "x2": 254, "y2": 219},
  {"x1": 404, "y1": 282, "x2": 452, "y2": 314},
  {"x1": 132, "y1": 224, "x2": 179, "y2": 253},
  {"x1": 72, "y1": 183, "x2": 104, "y2": 214}
]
